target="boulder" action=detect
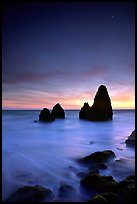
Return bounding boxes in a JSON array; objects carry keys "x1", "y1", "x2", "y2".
[
  {"x1": 58, "y1": 184, "x2": 76, "y2": 198},
  {"x1": 79, "y1": 150, "x2": 116, "y2": 164},
  {"x1": 80, "y1": 173, "x2": 116, "y2": 192},
  {"x1": 39, "y1": 108, "x2": 55, "y2": 122},
  {"x1": 51, "y1": 103, "x2": 65, "y2": 118},
  {"x1": 125, "y1": 130, "x2": 135, "y2": 145},
  {"x1": 88, "y1": 195, "x2": 107, "y2": 203},
  {"x1": 79, "y1": 85, "x2": 113, "y2": 121},
  {"x1": 5, "y1": 185, "x2": 54, "y2": 202},
  {"x1": 118, "y1": 175, "x2": 135, "y2": 203},
  {"x1": 98, "y1": 192, "x2": 118, "y2": 204}
]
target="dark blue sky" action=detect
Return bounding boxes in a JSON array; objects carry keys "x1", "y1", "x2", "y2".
[{"x1": 2, "y1": 2, "x2": 135, "y2": 109}]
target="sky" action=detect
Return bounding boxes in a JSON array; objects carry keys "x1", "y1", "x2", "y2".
[{"x1": 2, "y1": 2, "x2": 135, "y2": 110}]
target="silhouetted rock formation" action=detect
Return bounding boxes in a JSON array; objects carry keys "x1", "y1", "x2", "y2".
[
  {"x1": 39, "y1": 108, "x2": 55, "y2": 122},
  {"x1": 126, "y1": 130, "x2": 135, "y2": 146},
  {"x1": 79, "y1": 102, "x2": 90, "y2": 119},
  {"x1": 51, "y1": 103, "x2": 65, "y2": 118},
  {"x1": 79, "y1": 85, "x2": 113, "y2": 121}
]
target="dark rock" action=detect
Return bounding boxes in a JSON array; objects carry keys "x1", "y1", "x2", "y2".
[
  {"x1": 118, "y1": 175, "x2": 135, "y2": 203},
  {"x1": 51, "y1": 103, "x2": 65, "y2": 118},
  {"x1": 88, "y1": 195, "x2": 107, "y2": 203},
  {"x1": 39, "y1": 108, "x2": 55, "y2": 122},
  {"x1": 79, "y1": 102, "x2": 91, "y2": 119},
  {"x1": 88, "y1": 192, "x2": 118, "y2": 203},
  {"x1": 5, "y1": 185, "x2": 54, "y2": 202},
  {"x1": 125, "y1": 130, "x2": 135, "y2": 146},
  {"x1": 79, "y1": 150, "x2": 116, "y2": 164},
  {"x1": 80, "y1": 173, "x2": 115, "y2": 192},
  {"x1": 100, "y1": 192, "x2": 118, "y2": 204},
  {"x1": 79, "y1": 85, "x2": 113, "y2": 121},
  {"x1": 105, "y1": 181, "x2": 119, "y2": 193},
  {"x1": 58, "y1": 184, "x2": 76, "y2": 198}
]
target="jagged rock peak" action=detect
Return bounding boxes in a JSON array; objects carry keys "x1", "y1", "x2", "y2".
[{"x1": 79, "y1": 85, "x2": 113, "y2": 121}]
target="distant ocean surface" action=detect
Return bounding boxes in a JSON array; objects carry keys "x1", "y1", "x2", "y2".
[{"x1": 2, "y1": 110, "x2": 135, "y2": 201}]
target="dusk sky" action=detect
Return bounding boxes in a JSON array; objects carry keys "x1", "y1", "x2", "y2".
[{"x1": 2, "y1": 2, "x2": 135, "y2": 110}]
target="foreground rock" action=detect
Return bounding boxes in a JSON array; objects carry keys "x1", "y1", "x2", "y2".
[
  {"x1": 88, "y1": 192, "x2": 117, "y2": 203},
  {"x1": 5, "y1": 185, "x2": 54, "y2": 202},
  {"x1": 58, "y1": 184, "x2": 76, "y2": 198},
  {"x1": 79, "y1": 150, "x2": 116, "y2": 164},
  {"x1": 39, "y1": 108, "x2": 55, "y2": 122},
  {"x1": 81, "y1": 173, "x2": 118, "y2": 193},
  {"x1": 79, "y1": 85, "x2": 113, "y2": 121},
  {"x1": 118, "y1": 175, "x2": 135, "y2": 203},
  {"x1": 82, "y1": 172, "x2": 135, "y2": 203},
  {"x1": 125, "y1": 130, "x2": 135, "y2": 146},
  {"x1": 51, "y1": 103, "x2": 65, "y2": 118}
]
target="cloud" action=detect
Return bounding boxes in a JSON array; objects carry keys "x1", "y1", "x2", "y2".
[{"x1": 3, "y1": 72, "x2": 56, "y2": 84}]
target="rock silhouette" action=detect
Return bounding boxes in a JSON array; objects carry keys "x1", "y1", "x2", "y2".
[
  {"x1": 39, "y1": 108, "x2": 55, "y2": 122},
  {"x1": 79, "y1": 85, "x2": 113, "y2": 121},
  {"x1": 126, "y1": 130, "x2": 135, "y2": 145},
  {"x1": 79, "y1": 102, "x2": 90, "y2": 119},
  {"x1": 51, "y1": 103, "x2": 65, "y2": 118}
]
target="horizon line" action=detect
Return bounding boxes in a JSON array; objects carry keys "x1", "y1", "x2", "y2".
[{"x1": 2, "y1": 108, "x2": 135, "y2": 111}]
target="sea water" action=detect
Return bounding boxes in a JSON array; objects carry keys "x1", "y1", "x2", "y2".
[{"x1": 2, "y1": 110, "x2": 135, "y2": 201}]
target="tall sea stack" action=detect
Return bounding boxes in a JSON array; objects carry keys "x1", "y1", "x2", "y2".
[{"x1": 79, "y1": 85, "x2": 113, "y2": 121}]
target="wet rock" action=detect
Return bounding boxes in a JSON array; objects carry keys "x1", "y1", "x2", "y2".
[
  {"x1": 58, "y1": 184, "x2": 76, "y2": 198},
  {"x1": 39, "y1": 108, "x2": 55, "y2": 122},
  {"x1": 88, "y1": 195, "x2": 107, "y2": 203},
  {"x1": 5, "y1": 185, "x2": 54, "y2": 202},
  {"x1": 79, "y1": 85, "x2": 113, "y2": 121},
  {"x1": 80, "y1": 173, "x2": 115, "y2": 192},
  {"x1": 100, "y1": 192, "x2": 118, "y2": 204},
  {"x1": 79, "y1": 150, "x2": 116, "y2": 164},
  {"x1": 51, "y1": 103, "x2": 65, "y2": 118},
  {"x1": 105, "y1": 181, "x2": 119, "y2": 193},
  {"x1": 125, "y1": 130, "x2": 135, "y2": 146},
  {"x1": 118, "y1": 175, "x2": 135, "y2": 203}
]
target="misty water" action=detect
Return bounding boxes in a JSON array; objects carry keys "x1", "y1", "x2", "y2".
[{"x1": 2, "y1": 110, "x2": 135, "y2": 202}]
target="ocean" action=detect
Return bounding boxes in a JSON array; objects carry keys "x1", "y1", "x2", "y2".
[{"x1": 2, "y1": 110, "x2": 135, "y2": 202}]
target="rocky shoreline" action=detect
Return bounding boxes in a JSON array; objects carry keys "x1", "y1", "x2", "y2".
[{"x1": 4, "y1": 140, "x2": 135, "y2": 203}]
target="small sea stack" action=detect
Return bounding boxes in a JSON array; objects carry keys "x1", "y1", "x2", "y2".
[
  {"x1": 79, "y1": 85, "x2": 113, "y2": 121},
  {"x1": 126, "y1": 130, "x2": 135, "y2": 146},
  {"x1": 39, "y1": 108, "x2": 55, "y2": 122},
  {"x1": 51, "y1": 103, "x2": 65, "y2": 118}
]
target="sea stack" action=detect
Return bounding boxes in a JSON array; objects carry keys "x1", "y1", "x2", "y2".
[
  {"x1": 79, "y1": 85, "x2": 113, "y2": 121},
  {"x1": 126, "y1": 130, "x2": 135, "y2": 145},
  {"x1": 39, "y1": 108, "x2": 55, "y2": 122},
  {"x1": 51, "y1": 103, "x2": 65, "y2": 118}
]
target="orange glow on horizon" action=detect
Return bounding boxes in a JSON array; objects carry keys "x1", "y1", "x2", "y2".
[
  {"x1": 2, "y1": 87, "x2": 135, "y2": 110},
  {"x1": 2, "y1": 98, "x2": 135, "y2": 110}
]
